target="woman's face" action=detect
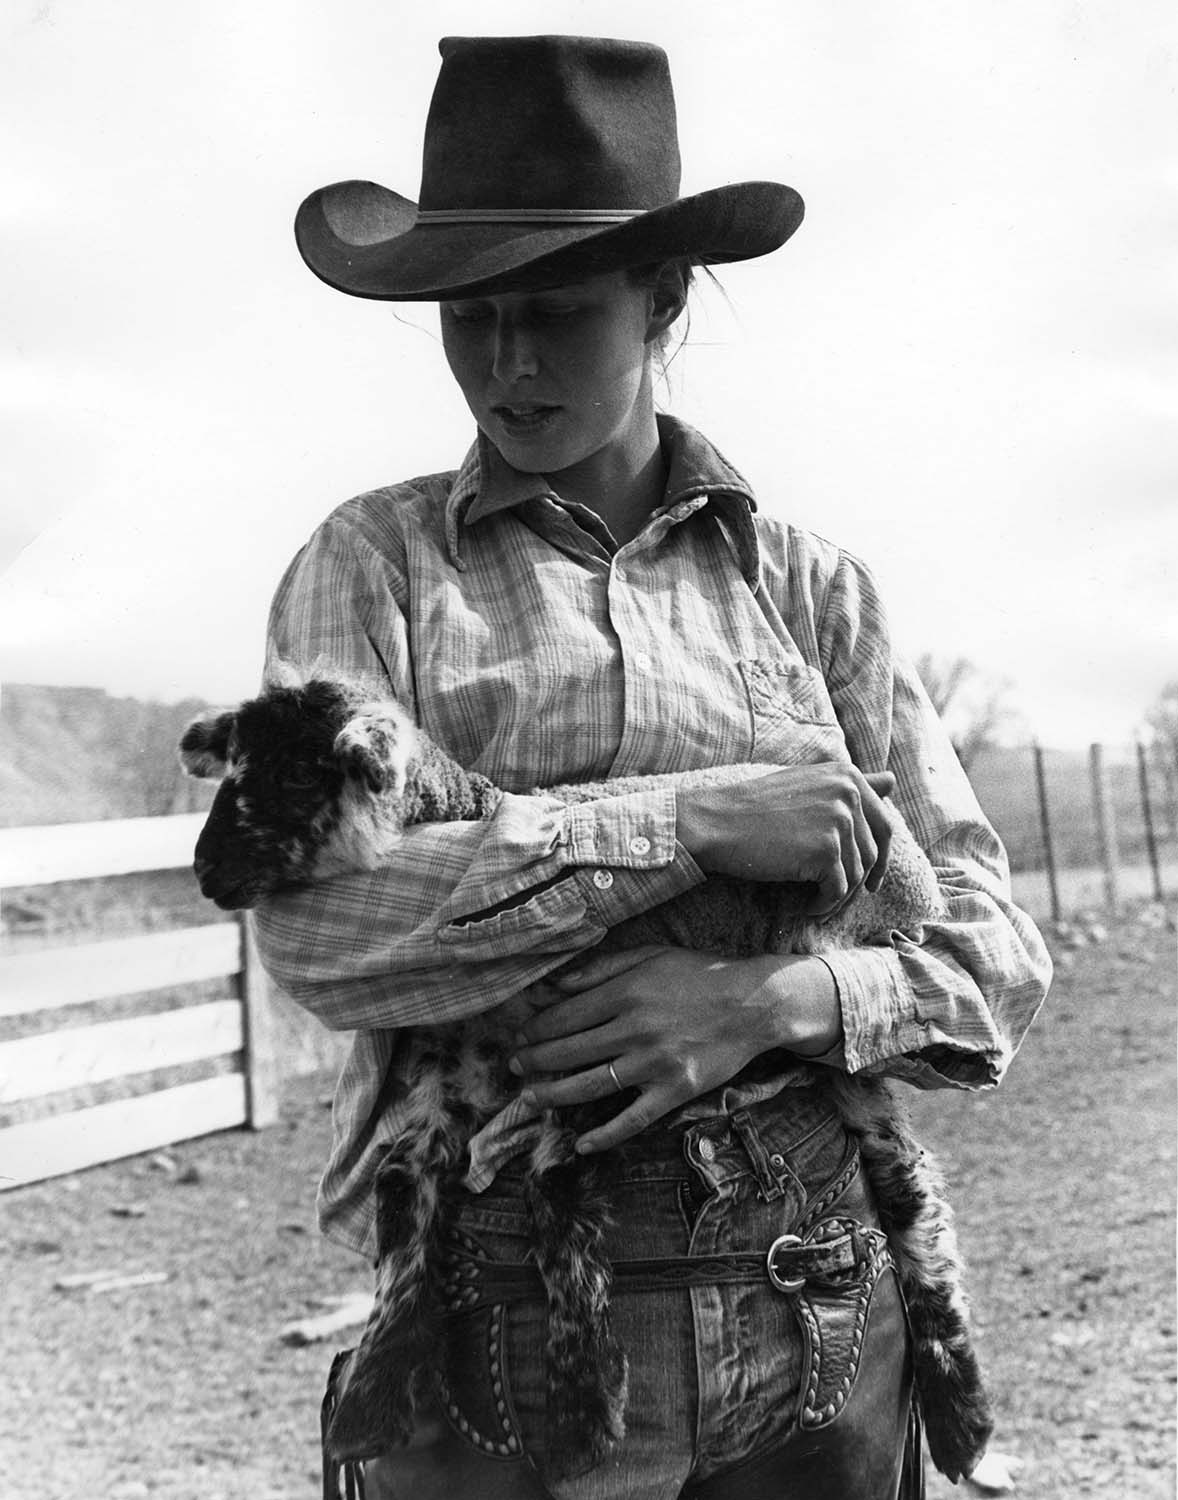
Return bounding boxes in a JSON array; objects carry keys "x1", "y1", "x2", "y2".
[{"x1": 439, "y1": 270, "x2": 658, "y2": 482}]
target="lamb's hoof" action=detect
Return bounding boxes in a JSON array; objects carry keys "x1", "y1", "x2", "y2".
[
  {"x1": 923, "y1": 1397, "x2": 995, "y2": 1484},
  {"x1": 543, "y1": 1351, "x2": 628, "y2": 1482},
  {"x1": 543, "y1": 1421, "x2": 619, "y2": 1484},
  {"x1": 965, "y1": 1449, "x2": 1023, "y2": 1493},
  {"x1": 327, "y1": 1382, "x2": 417, "y2": 1463}
]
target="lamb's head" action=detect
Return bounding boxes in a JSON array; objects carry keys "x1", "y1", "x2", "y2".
[{"x1": 178, "y1": 677, "x2": 419, "y2": 909}]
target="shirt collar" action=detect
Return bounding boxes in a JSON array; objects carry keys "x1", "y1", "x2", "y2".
[{"x1": 444, "y1": 413, "x2": 762, "y2": 587}]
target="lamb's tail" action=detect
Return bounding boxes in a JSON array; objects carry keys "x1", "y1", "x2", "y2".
[
  {"x1": 824, "y1": 1071, "x2": 994, "y2": 1482},
  {"x1": 325, "y1": 1064, "x2": 461, "y2": 1462},
  {"x1": 524, "y1": 1119, "x2": 628, "y2": 1482}
]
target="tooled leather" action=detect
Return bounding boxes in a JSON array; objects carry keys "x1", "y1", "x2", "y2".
[
  {"x1": 793, "y1": 1216, "x2": 893, "y2": 1430},
  {"x1": 440, "y1": 1237, "x2": 864, "y2": 1312},
  {"x1": 435, "y1": 1229, "x2": 525, "y2": 1461},
  {"x1": 794, "y1": 1139, "x2": 861, "y2": 1237}
]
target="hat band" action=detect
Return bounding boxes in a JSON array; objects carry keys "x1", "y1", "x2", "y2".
[{"x1": 416, "y1": 207, "x2": 646, "y2": 225}]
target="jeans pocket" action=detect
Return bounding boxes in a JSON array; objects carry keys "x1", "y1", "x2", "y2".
[{"x1": 791, "y1": 1216, "x2": 894, "y2": 1432}]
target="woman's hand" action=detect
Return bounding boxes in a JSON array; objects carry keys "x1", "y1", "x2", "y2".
[
  {"x1": 675, "y1": 763, "x2": 896, "y2": 917},
  {"x1": 511, "y1": 945, "x2": 842, "y2": 1154}
]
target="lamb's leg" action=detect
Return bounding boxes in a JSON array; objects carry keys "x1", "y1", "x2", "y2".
[
  {"x1": 400, "y1": 738, "x2": 502, "y2": 825},
  {"x1": 524, "y1": 1119, "x2": 628, "y2": 1482},
  {"x1": 824, "y1": 1072, "x2": 994, "y2": 1481},
  {"x1": 326, "y1": 1060, "x2": 464, "y2": 1461}
]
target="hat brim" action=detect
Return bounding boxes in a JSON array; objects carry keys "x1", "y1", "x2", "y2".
[{"x1": 295, "y1": 179, "x2": 804, "y2": 301}]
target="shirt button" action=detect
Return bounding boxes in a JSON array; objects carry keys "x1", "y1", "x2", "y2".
[
  {"x1": 697, "y1": 1137, "x2": 717, "y2": 1164},
  {"x1": 592, "y1": 869, "x2": 614, "y2": 891},
  {"x1": 628, "y1": 835, "x2": 652, "y2": 857},
  {"x1": 632, "y1": 651, "x2": 653, "y2": 672}
]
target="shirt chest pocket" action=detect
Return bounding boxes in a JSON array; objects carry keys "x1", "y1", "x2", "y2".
[{"x1": 737, "y1": 658, "x2": 850, "y2": 769}]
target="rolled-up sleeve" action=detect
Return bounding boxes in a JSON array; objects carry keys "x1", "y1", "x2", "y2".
[{"x1": 814, "y1": 548, "x2": 1052, "y2": 1090}]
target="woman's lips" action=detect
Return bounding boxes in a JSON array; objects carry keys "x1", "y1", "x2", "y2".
[{"x1": 492, "y1": 404, "x2": 561, "y2": 436}]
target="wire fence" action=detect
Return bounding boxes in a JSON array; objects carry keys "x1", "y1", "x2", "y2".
[{"x1": 967, "y1": 739, "x2": 1177, "y2": 922}]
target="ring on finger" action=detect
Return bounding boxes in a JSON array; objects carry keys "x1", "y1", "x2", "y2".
[{"x1": 607, "y1": 1061, "x2": 624, "y2": 1093}]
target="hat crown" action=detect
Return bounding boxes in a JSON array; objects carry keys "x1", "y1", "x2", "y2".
[{"x1": 419, "y1": 36, "x2": 682, "y2": 213}]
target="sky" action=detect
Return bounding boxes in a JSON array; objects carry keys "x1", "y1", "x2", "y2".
[{"x1": 1, "y1": 0, "x2": 1175, "y2": 751}]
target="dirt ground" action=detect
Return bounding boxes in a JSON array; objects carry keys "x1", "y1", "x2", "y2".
[{"x1": 3, "y1": 906, "x2": 1174, "y2": 1500}]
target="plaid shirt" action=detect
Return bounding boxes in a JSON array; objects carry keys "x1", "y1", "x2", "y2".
[{"x1": 255, "y1": 415, "x2": 1051, "y2": 1258}]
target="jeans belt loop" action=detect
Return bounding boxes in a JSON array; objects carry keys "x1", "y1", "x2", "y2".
[{"x1": 729, "y1": 1107, "x2": 795, "y2": 1203}]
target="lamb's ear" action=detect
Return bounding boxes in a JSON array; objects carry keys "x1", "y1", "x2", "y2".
[
  {"x1": 265, "y1": 658, "x2": 306, "y2": 690},
  {"x1": 179, "y1": 711, "x2": 237, "y2": 778},
  {"x1": 334, "y1": 701, "x2": 418, "y2": 796}
]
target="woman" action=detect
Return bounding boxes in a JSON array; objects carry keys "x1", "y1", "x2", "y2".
[{"x1": 256, "y1": 35, "x2": 1051, "y2": 1500}]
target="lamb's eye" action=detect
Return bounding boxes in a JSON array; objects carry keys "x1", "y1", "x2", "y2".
[{"x1": 284, "y1": 770, "x2": 319, "y2": 792}]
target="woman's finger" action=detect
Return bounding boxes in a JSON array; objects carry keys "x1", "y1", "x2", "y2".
[
  {"x1": 517, "y1": 987, "x2": 620, "y2": 1045},
  {"x1": 523, "y1": 1058, "x2": 630, "y2": 1112},
  {"x1": 846, "y1": 796, "x2": 878, "y2": 900},
  {"x1": 805, "y1": 834, "x2": 851, "y2": 917},
  {"x1": 512, "y1": 1017, "x2": 625, "y2": 1077},
  {"x1": 550, "y1": 945, "x2": 664, "y2": 993},
  {"x1": 860, "y1": 775, "x2": 895, "y2": 892},
  {"x1": 574, "y1": 1085, "x2": 680, "y2": 1155}
]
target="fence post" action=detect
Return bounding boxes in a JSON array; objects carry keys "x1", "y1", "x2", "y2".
[
  {"x1": 1136, "y1": 740, "x2": 1165, "y2": 902},
  {"x1": 1155, "y1": 746, "x2": 1178, "y2": 841},
  {"x1": 240, "y1": 913, "x2": 280, "y2": 1128},
  {"x1": 1088, "y1": 743, "x2": 1120, "y2": 913},
  {"x1": 1031, "y1": 742, "x2": 1061, "y2": 923}
]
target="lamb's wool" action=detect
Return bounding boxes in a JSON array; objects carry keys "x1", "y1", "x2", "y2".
[{"x1": 182, "y1": 675, "x2": 994, "y2": 1482}]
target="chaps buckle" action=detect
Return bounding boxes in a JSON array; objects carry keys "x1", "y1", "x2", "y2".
[{"x1": 766, "y1": 1233, "x2": 807, "y2": 1293}]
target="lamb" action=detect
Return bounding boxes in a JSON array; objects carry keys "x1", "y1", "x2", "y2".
[{"x1": 180, "y1": 672, "x2": 994, "y2": 1484}]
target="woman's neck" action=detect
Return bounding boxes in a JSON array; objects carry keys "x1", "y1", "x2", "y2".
[{"x1": 548, "y1": 410, "x2": 667, "y2": 549}]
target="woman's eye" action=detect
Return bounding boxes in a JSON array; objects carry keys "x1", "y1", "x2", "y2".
[{"x1": 444, "y1": 303, "x2": 491, "y2": 325}]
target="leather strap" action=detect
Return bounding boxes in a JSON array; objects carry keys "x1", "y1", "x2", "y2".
[{"x1": 440, "y1": 1224, "x2": 879, "y2": 1315}]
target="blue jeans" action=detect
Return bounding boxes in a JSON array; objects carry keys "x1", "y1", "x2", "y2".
[{"x1": 361, "y1": 1085, "x2": 916, "y2": 1499}]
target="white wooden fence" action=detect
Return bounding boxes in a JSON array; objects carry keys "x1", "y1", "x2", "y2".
[{"x1": 0, "y1": 814, "x2": 277, "y2": 1191}]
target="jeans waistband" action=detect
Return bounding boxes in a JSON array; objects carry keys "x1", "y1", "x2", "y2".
[{"x1": 492, "y1": 1080, "x2": 842, "y2": 1204}]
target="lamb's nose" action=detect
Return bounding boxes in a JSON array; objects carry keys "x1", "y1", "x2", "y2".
[{"x1": 193, "y1": 854, "x2": 216, "y2": 884}]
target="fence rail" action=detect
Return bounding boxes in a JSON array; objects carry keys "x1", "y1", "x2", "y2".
[{"x1": 0, "y1": 815, "x2": 276, "y2": 1192}]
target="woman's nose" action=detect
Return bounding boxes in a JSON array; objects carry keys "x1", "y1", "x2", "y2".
[{"x1": 491, "y1": 318, "x2": 539, "y2": 383}]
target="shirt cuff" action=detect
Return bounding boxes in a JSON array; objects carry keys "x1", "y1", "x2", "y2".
[
  {"x1": 820, "y1": 945, "x2": 999, "y2": 1089},
  {"x1": 560, "y1": 786, "x2": 707, "y2": 927},
  {"x1": 435, "y1": 787, "x2": 702, "y2": 960},
  {"x1": 561, "y1": 786, "x2": 680, "y2": 868}
]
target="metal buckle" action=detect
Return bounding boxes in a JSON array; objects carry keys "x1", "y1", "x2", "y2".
[{"x1": 766, "y1": 1233, "x2": 807, "y2": 1293}]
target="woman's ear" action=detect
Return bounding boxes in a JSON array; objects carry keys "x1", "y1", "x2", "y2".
[{"x1": 644, "y1": 264, "x2": 689, "y2": 345}]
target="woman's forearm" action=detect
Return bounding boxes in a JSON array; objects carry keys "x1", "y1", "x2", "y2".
[{"x1": 735, "y1": 952, "x2": 844, "y2": 1059}]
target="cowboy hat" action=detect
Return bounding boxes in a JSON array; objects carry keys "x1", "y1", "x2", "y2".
[{"x1": 295, "y1": 35, "x2": 804, "y2": 302}]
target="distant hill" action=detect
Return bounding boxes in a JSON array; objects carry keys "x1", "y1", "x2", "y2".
[{"x1": 1, "y1": 684, "x2": 217, "y2": 828}]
